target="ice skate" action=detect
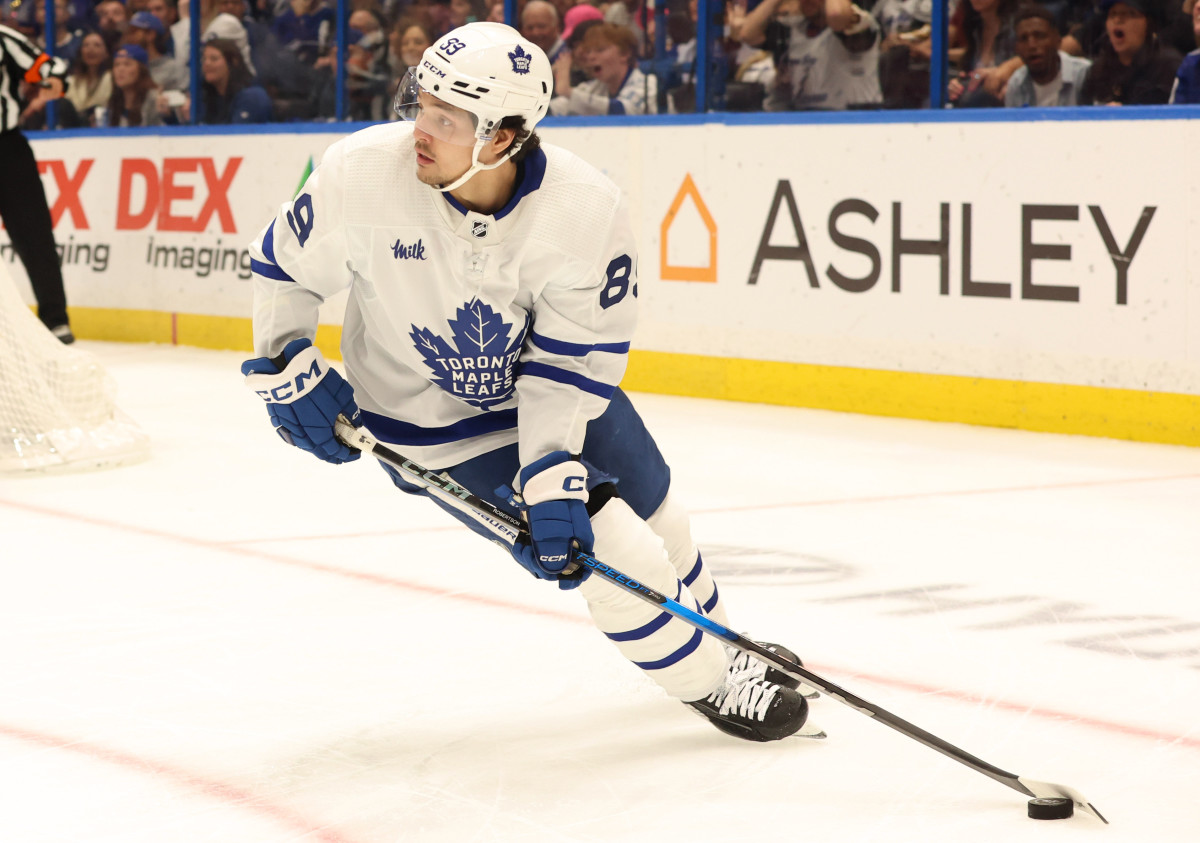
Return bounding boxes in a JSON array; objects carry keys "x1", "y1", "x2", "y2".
[{"x1": 686, "y1": 665, "x2": 810, "y2": 742}]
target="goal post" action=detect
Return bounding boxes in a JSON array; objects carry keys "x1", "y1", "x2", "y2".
[{"x1": 0, "y1": 263, "x2": 150, "y2": 472}]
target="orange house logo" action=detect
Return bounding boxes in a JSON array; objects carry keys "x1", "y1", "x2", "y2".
[{"x1": 659, "y1": 173, "x2": 717, "y2": 283}]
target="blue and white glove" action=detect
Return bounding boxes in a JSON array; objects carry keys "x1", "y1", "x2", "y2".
[
  {"x1": 510, "y1": 451, "x2": 593, "y2": 591},
  {"x1": 241, "y1": 338, "x2": 361, "y2": 464}
]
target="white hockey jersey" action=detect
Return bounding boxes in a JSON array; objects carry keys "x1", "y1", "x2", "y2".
[{"x1": 248, "y1": 122, "x2": 640, "y2": 471}]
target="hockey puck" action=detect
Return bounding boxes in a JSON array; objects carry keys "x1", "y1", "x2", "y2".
[{"x1": 1027, "y1": 797, "x2": 1074, "y2": 820}]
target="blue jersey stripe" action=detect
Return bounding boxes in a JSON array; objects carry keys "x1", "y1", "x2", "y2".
[
  {"x1": 605, "y1": 610, "x2": 673, "y2": 642},
  {"x1": 632, "y1": 627, "x2": 705, "y2": 671},
  {"x1": 250, "y1": 259, "x2": 295, "y2": 282},
  {"x1": 529, "y1": 331, "x2": 631, "y2": 357},
  {"x1": 517, "y1": 361, "x2": 616, "y2": 399},
  {"x1": 361, "y1": 409, "x2": 517, "y2": 446},
  {"x1": 254, "y1": 222, "x2": 296, "y2": 282}
]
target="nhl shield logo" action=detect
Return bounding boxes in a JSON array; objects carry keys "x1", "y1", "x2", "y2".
[
  {"x1": 471, "y1": 220, "x2": 489, "y2": 238},
  {"x1": 508, "y1": 45, "x2": 532, "y2": 75}
]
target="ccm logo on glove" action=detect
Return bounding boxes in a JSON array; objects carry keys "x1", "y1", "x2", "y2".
[
  {"x1": 241, "y1": 338, "x2": 362, "y2": 464},
  {"x1": 250, "y1": 348, "x2": 326, "y2": 403}
]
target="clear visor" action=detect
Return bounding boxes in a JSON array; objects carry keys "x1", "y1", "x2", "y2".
[{"x1": 394, "y1": 68, "x2": 480, "y2": 147}]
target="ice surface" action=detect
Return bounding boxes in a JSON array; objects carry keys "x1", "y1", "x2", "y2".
[{"x1": 1, "y1": 342, "x2": 1197, "y2": 842}]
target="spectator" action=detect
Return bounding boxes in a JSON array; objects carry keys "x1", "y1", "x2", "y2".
[
  {"x1": 126, "y1": 11, "x2": 188, "y2": 90},
  {"x1": 35, "y1": 0, "x2": 84, "y2": 65},
  {"x1": 1080, "y1": 0, "x2": 1181, "y2": 102},
  {"x1": 146, "y1": 0, "x2": 180, "y2": 35},
  {"x1": 740, "y1": 0, "x2": 883, "y2": 111},
  {"x1": 875, "y1": 0, "x2": 935, "y2": 107},
  {"x1": 448, "y1": 0, "x2": 487, "y2": 29},
  {"x1": 522, "y1": 0, "x2": 566, "y2": 61},
  {"x1": 486, "y1": 0, "x2": 507, "y2": 23},
  {"x1": 172, "y1": 0, "x2": 242, "y2": 78},
  {"x1": 106, "y1": 44, "x2": 164, "y2": 125},
  {"x1": 217, "y1": 0, "x2": 272, "y2": 67},
  {"x1": 550, "y1": 20, "x2": 658, "y2": 113},
  {"x1": 947, "y1": 0, "x2": 1022, "y2": 107},
  {"x1": 327, "y1": 28, "x2": 390, "y2": 119},
  {"x1": 562, "y1": 4, "x2": 605, "y2": 47},
  {"x1": 215, "y1": 0, "x2": 315, "y2": 116},
  {"x1": 164, "y1": 36, "x2": 273, "y2": 122},
  {"x1": 204, "y1": 12, "x2": 254, "y2": 71},
  {"x1": 1157, "y1": 0, "x2": 1198, "y2": 52},
  {"x1": 95, "y1": 0, "x2": 131, "y2": 53},
  {"x1": 387, "y1": 14, "x2": 436, "y2": 96},
  {"x1": 1169, "y1": 0, "x2": 1200, "y2": 99},
  {"x1": 558, "y1": 5, "x2": 605, "y2": 89},
  {"x1": 64, "y1": 32, "x2": 114, "y2": 125},
  {"x1": 1006, "y1": 3, "x2": 1091, "y2": 103},
  {"x1": 348, "y1": 7, "x2": 384, "y2": 39},
  {"x1": 1063, "y1": 0, "x2": 1109, "y2": 56},
  {"x1": 271, "y1": 0, "x2": 334, "y2": 65}
]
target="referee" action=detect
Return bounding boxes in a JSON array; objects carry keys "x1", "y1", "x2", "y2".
[{"x1": 1, "y1": 24, "x2": 74, "y2": 343}]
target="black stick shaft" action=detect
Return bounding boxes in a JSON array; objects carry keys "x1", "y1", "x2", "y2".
[{"x1": 334, "y1": 418, "x2": 1103, "y2": 821}]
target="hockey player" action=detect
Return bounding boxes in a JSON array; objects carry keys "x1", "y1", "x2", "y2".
[{"x1": 241, "y1": 22, "x2": 809, "y2": 742}]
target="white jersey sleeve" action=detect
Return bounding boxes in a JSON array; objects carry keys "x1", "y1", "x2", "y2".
[
  {"x1": 247, "y1": 139, "x2": 354, "y2": 358},
  {"x1": 514, "y1": 187, "x2": 640, "y2": 467}
]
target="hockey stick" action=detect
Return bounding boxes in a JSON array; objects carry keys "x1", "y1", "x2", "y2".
[{"x1": 334, "y1": 417, "x2": 1107, "y2": 824}]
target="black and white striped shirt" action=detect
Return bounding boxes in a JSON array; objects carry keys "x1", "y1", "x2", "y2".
[{"x1": 1, "y1": 24, "x2": 69, "y2": 133}]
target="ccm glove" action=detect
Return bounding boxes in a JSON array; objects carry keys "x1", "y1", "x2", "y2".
[
  {"x1": 510, "y1": 451, "x2": 593, "y2": 590},
  {"x1": 242, "y1": 338, "x2": 361, "y2": 464}
]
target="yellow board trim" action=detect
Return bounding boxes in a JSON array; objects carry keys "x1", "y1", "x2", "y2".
[{"x1": 63, "y1": 308, "x2": 1200, "y2": 448}]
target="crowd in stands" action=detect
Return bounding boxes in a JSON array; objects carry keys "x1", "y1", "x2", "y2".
[{"x1": 6, "y1": 0, "x2": 1200, "y2": 127}]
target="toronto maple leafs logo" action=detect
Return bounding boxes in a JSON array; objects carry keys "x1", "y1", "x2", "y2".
[
  {"x1": 410, "y1": 299, "x2": 529, "y2": 409},
  {"x1": 508, "y1": 45, "x2": 532, "y2": 75}
]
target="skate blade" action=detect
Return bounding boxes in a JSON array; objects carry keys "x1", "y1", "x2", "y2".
[
  {"x1": 794, "y1": 720, "x2": 827, "y2": 740},
  {"x1": 799, "y1": 683, "x2": 820, "y2": 700}
]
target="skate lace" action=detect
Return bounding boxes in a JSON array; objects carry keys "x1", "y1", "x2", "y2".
[
  {"x1": 728, "y1": 646, "x2": 768, "y2": 679},
  {"x1": 710, "y1": 670, "x2": 779, "y2": 722}
]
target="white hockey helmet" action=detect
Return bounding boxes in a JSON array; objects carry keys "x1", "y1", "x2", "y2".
[{"x1": 395, "y1": 23, "x2": 552, "y2": 190}]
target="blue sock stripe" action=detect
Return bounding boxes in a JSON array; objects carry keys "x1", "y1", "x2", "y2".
[
  {"x1": 702, "y1": 583, "x2": 720, "y2": 614},
  {"x1": 681, "y1": 553, "x2": 703, "y2": 587},
  {"x1": 605, "y1": 610, "x2": 673, "y2": 642},
  {"x1": 632, "y1": 627, "x2": 705, "y2": 671}
]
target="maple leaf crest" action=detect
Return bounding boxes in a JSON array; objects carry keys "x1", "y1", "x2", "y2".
[
  {"x1": 410, "y1": 298, "x2": 529, "y2": 409},
  {"x1": 508, "y1": 44, "x2": 532, "y2": 75}
]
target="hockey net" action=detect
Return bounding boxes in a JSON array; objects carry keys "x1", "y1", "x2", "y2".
[{"x1": 0, "y1": 263, "x2": 150, "y2": 472}]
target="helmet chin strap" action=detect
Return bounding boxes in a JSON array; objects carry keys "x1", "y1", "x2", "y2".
[{"x1": 434, "y1": 134, "x2": 523, "y2": 193}]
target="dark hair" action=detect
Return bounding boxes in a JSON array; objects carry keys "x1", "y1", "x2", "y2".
[
  {"x1": 70, "y1": 31, "x2": 111, "y2": 84},
  {"x1": 200, "y1": 38, "x2": 255, "y2": 123},
  {"x1": 106, "y1": 59, "x2": 157, "y2": 126},
  {"x1": 204, "y1": 38, "x2": 254, "y2": 91},
  {"x1": 498, "y1": 114, "x2": 540, "y2": 163},
  {"x1": 959, "y1": 0, "x2": 1020, "y2": 71},
  {"x1": 1014, "y1": 3, "x2": 1058, "y2": 31}
]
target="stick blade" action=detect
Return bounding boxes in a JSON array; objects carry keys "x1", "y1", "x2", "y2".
[{"x1": 1018, "y1": 777, "x2": 1108, "y2": 824}]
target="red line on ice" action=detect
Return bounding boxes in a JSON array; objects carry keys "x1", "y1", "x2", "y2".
[
  {"x1": 3, "y1": 496, "x2": 1196, "y2": 757},
  {"x1": 0, "y1": 723, "x2": 357, "y2": 843}
]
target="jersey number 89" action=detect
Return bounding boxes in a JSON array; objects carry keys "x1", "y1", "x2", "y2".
[{"x1": 600, "y1": 255, "x2": 636, "y2": 309}]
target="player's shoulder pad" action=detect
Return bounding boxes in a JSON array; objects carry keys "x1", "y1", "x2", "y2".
[{"x1": 526, "y1": 143, "x2": 625, "y2": 262}]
